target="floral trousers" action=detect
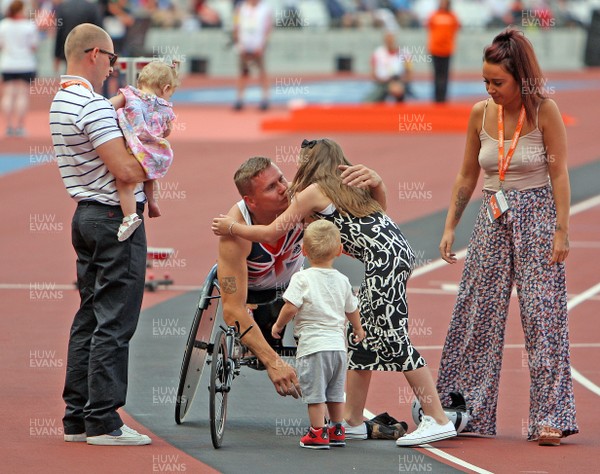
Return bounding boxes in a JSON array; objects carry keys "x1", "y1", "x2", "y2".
[{"x1": 436, "y1": 185, "x2": 578, "y2": 440}]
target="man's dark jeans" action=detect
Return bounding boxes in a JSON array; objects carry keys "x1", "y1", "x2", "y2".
[{"x1": 62, "y1": 201, "x2": 146, "y2": 437}]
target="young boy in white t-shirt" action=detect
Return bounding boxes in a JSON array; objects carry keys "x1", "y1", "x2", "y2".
[{"x1": 271, "y1": 219, "x2": 365, "y2": 449}]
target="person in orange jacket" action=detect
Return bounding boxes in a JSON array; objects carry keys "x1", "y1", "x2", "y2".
[{"x1": 426, "y1": 0, "x2": 460, "y2": 103}]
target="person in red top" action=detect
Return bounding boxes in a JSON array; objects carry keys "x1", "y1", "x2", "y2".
[{"x1": 426, "y1": 0, "x2": 460, "y2": 103}]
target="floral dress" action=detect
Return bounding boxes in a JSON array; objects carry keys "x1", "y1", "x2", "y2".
[{"x1": 117, "y1": 86, "x2": 175, "y2": 179}]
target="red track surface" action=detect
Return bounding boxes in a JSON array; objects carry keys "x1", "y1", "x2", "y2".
[{"x1": 1, "y1": 69, "x2": 599, "y2": 473}]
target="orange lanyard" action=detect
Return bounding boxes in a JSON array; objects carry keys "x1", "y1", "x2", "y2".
[
  {"x1": 497, "y1": 104, "x2": 526, "y2": 186},
  {"x1": 60, "y1": 80, "x2": 92, "y2": 91}
]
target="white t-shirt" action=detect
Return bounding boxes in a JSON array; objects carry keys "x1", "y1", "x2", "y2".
[
  {"x1": 0, "y1": 18, "x2": 38, "y2": 73},
  {"x1": 236, "y1": 1, "x2": 272, "y2": 53},
  {"x1": 372, "y1": 45, "x2": 408, "y2": 82},
  {"x1": 283, "y1": 267, "x2": 358, "y2": 358}
]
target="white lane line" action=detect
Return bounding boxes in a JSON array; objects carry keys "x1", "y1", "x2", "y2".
[
  {"x1": 420, "y1": 446, "x2": 494, "y2": 474},
  {"x1": 570, "y1": 194, "x2": 600, "y2": 214},
  {"x1": 567, "y1": 281, "x2": 600, "y2": 311},
  {"x1": 410, "y1": 286, "x2": 600, "y2": 302},
  {"x1": 570, "y1": 241, "x2": 600, "y2": 248},
  {"x1": 571, "y1": 367, "x2": 600, "y2": 397},
  {"x1": 566, "y1": 281, "x2": 600, "y2": 396},
  {"x1": 0, "y1": 283, "x2": 76, "y2": 290},
  {"x1": 411, "y1": 249, "x2": 468, "y2": 278}
]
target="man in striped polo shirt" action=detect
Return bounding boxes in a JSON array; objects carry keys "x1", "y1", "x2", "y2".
[{"x1": 50, "y1": 23, "x2": 150, "y2": 446}]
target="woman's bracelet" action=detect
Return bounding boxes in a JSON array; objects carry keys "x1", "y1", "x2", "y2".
[{"x1": 228, "y1": 221, "x2": 236, "y2": 236}]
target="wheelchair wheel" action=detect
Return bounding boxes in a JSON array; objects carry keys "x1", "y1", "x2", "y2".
[
  {"x1": 209, "y1": 328, "x2": 229, "y2": 449},
  {"x1": 175, "y1": 265, "x2": 220, "y2": 424}
]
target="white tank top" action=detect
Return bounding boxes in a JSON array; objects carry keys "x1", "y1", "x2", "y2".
[{"x1": 478, "y1": 99, "x2": 550, "y2": 191}]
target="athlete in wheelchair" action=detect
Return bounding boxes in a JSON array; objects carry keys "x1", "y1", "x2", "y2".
[{"x1": 175, "y1": 156, "x2": 386, "y2": 447}]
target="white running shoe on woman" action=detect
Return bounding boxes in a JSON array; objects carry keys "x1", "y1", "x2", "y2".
[{"x1": 396, "y1": 416, "x2": 456, "y2": 447}]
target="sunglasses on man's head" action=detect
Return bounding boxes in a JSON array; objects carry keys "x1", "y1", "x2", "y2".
[{"x1": 84, "y1": 48, "x2": 118, "y2": 67}]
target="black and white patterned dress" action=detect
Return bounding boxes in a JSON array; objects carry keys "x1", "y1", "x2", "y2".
[{"x1": 317, "y1": 205, "x2": 426, "y2": 371}]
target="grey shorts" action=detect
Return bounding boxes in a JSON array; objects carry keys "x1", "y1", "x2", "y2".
[{"x1": 297, "y1": 350, "x2": 347, "y2": 404}]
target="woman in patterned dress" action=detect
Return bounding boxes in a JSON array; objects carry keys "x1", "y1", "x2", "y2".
[
  {"x1": 212, "y1": 138, "x2": 457, "y2": 446},
  {"x1": 438, "y1": 28, "x2": 578, "y2": 446}
]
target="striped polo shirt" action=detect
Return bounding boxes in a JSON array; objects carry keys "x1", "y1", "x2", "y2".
[{"x1": 50, "y1": 75, "x2": 145, "y2": 205}]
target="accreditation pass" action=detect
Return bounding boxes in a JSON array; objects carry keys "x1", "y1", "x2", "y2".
[{"x1": 487, "y1": 189, "x2": 510, "y2": 223}]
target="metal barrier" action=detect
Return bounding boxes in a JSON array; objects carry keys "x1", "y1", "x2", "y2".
[{"x1": 116, "y1": 57, "x2": 158, "y2": 86}]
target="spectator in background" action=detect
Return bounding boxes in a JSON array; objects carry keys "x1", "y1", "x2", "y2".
[
  {"x1": 531, "y1": 0, "x2": 554, "y2": 29},
  {"x1": 54, "y1": 0, "x2": 102, "y2": 74},
  {"x1": 553, "y1": 0, "x2": 584, "y2": 28},
  {"x1": 325, "y1": 0, "x2": 359, "y2": 28},
  {"x1": 389, "y1": 0, "x2": 419, "y2": 28},
  {"x1": 147, "y1": 0, "x2": 183, "y2": 29},
  {"x1": 505, "y1": 0, "x2": 525, "y2": 27},
  {"x1": 98, "y1": 0, "x2": 133, "y2": 97},
  {"x1": 365, "y1": 31, "x2": 413, "y2": 103},
  {"x1": 486, "y1": 0, "x2": 511, "y2": 29},
  {"x1": 30, "y1": 0, "x2": 60, "y2": 38},
  {"x1": 194, "y1": 0, "x2": 222, "y2": 28},
  {"x1": 117, "y1": 0, "x2": 153, "y2": 56},
  {"x1": 232, "y1": 0, "x2": 272, "y2": 111},
  {"x1": 99, "y1": 0, "x2": 134, "y2": 55},
  {"x1": 426, "y1": 0, "x2": 460, "y2": 103},
  {"x1": 0, "y1": 0, "x2": 39, "y2": 137}
]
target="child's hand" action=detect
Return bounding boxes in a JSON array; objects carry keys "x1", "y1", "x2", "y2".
[
  {"x1": 163, "y1": 120, "x2": 172, "y2": 138},
  {"x1": 109, "y1": 92, "x2": 126, "y2": 110},
  {"x1": 352, "y1": 326, "x2": 366, "y2": 343},
  {"x1": 212, "y1": 214, "x2": 236, "y2": 236},
  {"x1": 271, "y1": 324, "x2": 283, "y2": 339}
]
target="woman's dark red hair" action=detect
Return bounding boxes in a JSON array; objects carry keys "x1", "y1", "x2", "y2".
[{"x1": 484, "y1": 28, "x2": 546, "y2": 124}]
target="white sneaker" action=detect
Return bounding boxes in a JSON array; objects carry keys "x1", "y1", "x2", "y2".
[
  {"x1": 87, "y1": 424, "x2": 152, "y2": 446},
  {"x1": 64, "y1": 433, "x2": 86, "y2": 442},
  {"x1": 342, "y1": 420, "x2": 367, "y2": 440},
  {"x1": 396, "y1": 416, "x2": 456, "y2": 447}
]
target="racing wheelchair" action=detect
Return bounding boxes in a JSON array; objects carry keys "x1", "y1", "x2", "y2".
[{"x1": 174, "y1": 264, "x2": 296, "y2": 449}]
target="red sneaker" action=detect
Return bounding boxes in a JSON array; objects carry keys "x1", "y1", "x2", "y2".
[
  {"x1": 300, "y1": 426, "x2": 330, "y2": 449},
  {"x1": 328, "y1": 423, "x2": 346, "y2": 447}
]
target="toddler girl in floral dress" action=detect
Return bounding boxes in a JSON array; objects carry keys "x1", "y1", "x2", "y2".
[{"x1": 110, "y1": 61, "x2": 178, "y2": 241}]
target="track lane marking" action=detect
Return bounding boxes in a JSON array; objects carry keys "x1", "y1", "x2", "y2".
[{"x1": 566, "y1": 281, "x2": 600, "y2": 395}]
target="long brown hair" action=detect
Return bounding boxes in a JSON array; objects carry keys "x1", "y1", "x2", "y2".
[
  {"x1": 289, "y1": 138, "x2": 382, "y2": 217},
  {"x1": 483, "y1": 27, "x2": 546, "y2": 125}
]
